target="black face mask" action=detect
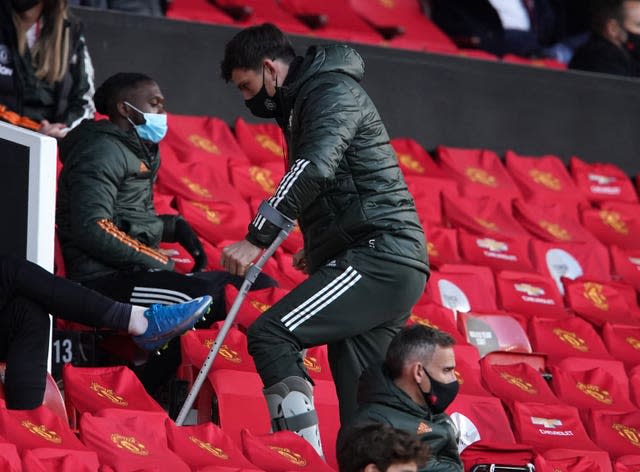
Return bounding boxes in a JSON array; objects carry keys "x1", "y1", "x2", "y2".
[
  {"x1": 244, "y1": 68, "x2": 283, "y2": 119},
  {"x1": 626, "y1": 30, "x2": 640, "y2": 61},
  {"x1": 420, "y1": 366, "x2": 459, "y2": 414},
  {"x1": 11, "y1": 0, "x2": 40, "y2": 13}
]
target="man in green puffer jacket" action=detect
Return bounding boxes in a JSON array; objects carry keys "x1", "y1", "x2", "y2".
[
  {"x1": 345, "y1": 325, "x2": 463, "y2": 472},
  {"x1": 219, "y1": 24, "x2": 429, "y2": 457},
  {"x1": 56, "y1": 73, "x2": 274, "y2": 392}
]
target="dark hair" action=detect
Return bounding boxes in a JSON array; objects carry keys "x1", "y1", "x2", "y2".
[
  {"x1": 220, "y1": 23, "x2": 296, "y2": 82},
  {"x1": 589, "y1": 0, "x2": 626, "y2": 33},
  {"x1": 385, "y1": 325, "x2": 455, "y2": 380},
  {"x1": 93, "y1": 72, "x2": 154, "y2": 116},
  {"x1": 338, "y1": 423, "x2": 430, "y2": 472}
]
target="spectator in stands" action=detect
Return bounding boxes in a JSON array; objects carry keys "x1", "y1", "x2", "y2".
[
  {"x1": 344, "y1": 325, "x2": 462, "y2": 472},
  {"x1": 220, "y1": 24, "x2": 428, "y2": 457},
  {"x1": 0, "y1": 0, "x2": 95, "y2": 138},
  {"x1": 56, "y1": 72, "x2": 273, "y2": 392},
  {"x1": 337, "y1": 423, "x2": 430, "y2": 472},
  {"x1": 0, "y1": 254, "x2": 211, "y2": 409},
  {"x1": 429, "y1": 0, "x2": 558, "y2": 57},
  {"x1": 67, "y1": 0, "x2": 165, "y2": 17},
  {"x1": 569, "y1": 0, "x2": 640, "y2": 77}
]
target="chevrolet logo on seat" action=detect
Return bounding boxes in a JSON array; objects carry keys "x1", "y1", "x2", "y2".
[
  {"x1": 588, "y1": 173, "x2": 615, "y2": 185},
  {"x1": 476, "y1": 238, "x2": 508, "y2": 252},
  {"x1": 515, "y1": 283, "x2": 545, "y2": 296},
  {"x1": 531, "y1": 417, "x2": 562, "y2": 428}
]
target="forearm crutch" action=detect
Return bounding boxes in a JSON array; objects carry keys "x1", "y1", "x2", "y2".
[{"x1": 176, "y1": 201, "x2": 294, "y2": 426}]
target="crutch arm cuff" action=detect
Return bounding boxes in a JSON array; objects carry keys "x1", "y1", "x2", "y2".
[{"x1": 257, "y1": 201, "x2": 295, "y2": 231}]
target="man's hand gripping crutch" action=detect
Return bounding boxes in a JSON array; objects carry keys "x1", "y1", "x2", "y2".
[{"x1": 175, "y1": 201, "x2": 294, "y2": 426}]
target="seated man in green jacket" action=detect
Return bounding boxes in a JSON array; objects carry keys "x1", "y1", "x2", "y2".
[{"x1": 345, "y1": 325, "x2": 463, "y2": 472}]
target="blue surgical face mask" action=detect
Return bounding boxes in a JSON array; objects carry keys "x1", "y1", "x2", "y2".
[{"x1": 124, "y1": 101, "x2": 168, "y2": 143}]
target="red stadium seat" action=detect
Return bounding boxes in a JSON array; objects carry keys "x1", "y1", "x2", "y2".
[
  {"x1": 390, "y1": 138, "x2": 445, "y2": 178},
  {"x1": 569, "y1": 157, "x2": 638, "y2": 203},
  {"x1": 461, "y1": 443, "x2": 535, "y2": 471},
  {"x1": 176, "y1": 197, "x2": 252, "y2": 246},
  {"x1": 458, "y1": 312, "x2": 532, "y2": 357},
  {"x1": 495, "y1": 270, "x2": 567, "y2": 318},
  {"x1": 241, "y1": 429, "x2": 336, "y2": 472},
  {"x1": 0, "y1": 364, "x2": 68, "y2": 424},
  {"x1": 530, "y1": 239, "x2": 612, "y2": 294},
  {"x1": 408, "y1": 300, "x2": 467, "y2": 345},
  {"x1": 587, "y1": 410, "x2": 640, "y2": 459},
  {"x1": 437, "y1": 146, "x2": 522, "y2": 204},
  {"x1": 0, "y1": 405, "x2": 86, "y2": 453},
  {"x1": 209, "y1": 370, "x2": 271, "y2": 445},
  {"x1": 162, "y1": 113, "x2": 249, "y2": 164},
  {"x1": 505, "y1": 150, "x2": 586, "y2": 209},
  {"x1": 79, "y1": 411, "x2": 190, "y2": 471},
  {"x1": 303, "y1": 345, "x2": 333, "y2": 382},
  {"x1": 513, "y1": 200, "x2": 598, "y2": 244},
  {"x1": 553, "y1": 357, "x2": 630, "y2": 394},
  {"x1": 502, "y1": 55, "x2": 567, "y2": 69},
  {"x1": 165, "y1": 0, "x2": 234, "y2": 24},
  {"x1": 224, "y1": 285, "x2": 290, "y2": 330},
  {"x1": 21, "y1": 448, "x2": 100, "y2": 472},
  {"x1": 426, "y1": 269, "x2": 497, "y2": 313},
  {"x1": 180, "y1": 323, "x2": 256, "y2": 376},
  {"x1": 458, "y1": 230, "x2": 534, "y2": 272},
  {"x1": 0, "y1": 440, "x2": 20, "y2": 472},
  {"x1": 480, "y1": 361, "x2": 559, "y2": 405},
  {"x1": 443, "y1": 194, "x2": 528, "y2": 239},
  {"x1": 229, "y1": 160, "x2": 285, "y2": 201},
  {"x1": 407, "y1": 176, "x2": 459, "y2": 227},
  {"x1": 509, "y1": 401, "x2": 600, "y2": 453},
  {"x1": 563, "y1": 278, "x2": 640, "y2": 327},
  {"x1": 535, "y1": 449, "x2": 613, "y2": 472},
  {"x1": 610, "y1": 246, "x2": 640, "y2": 291},
  {"x1": 234, "y1": 118, "x2": 287, "y2": 165},
  {"x1": 629, "y1": 366, "x2": 640, "y2": 408},
  {"x1": 440, "y1": 264, "x2": 497, "y2": 298},
  {"x1": 278, "y1": 0, "x2": 382, "y2": 44},
  {"x1": 529, "y1": 316, "x2": 611, "y2": 363},
  {"x1": 62, "y1": 365, "x2": 166, "y2": 420},
  {"x1": 425, "y1": 226, "x2": 461, "y2": 268},
  {"x1": 602, "y1": 323, "x2": 640, "y2": 368},
  {"x1": 447, "y1": 393, "x2": 517, "y2": 446},
  {"x1": 581, "y1": 202, "x2": 640, "y2": 250},
  {"x1": 453, "y1": 354, "x2": 492, "y2": 397},
  {"x1": 157, "y1": 158, "x2": 243, "y2": 204},
  {"x1": 549, "y1": 365, "x2": 636, "y2": 412},
  {"x1": 349, "y1": 0, "x2": 457, "y2": 53},
  {"x1": 615, "y1": 456, "x2": 640, "y2": 472},
  {"x1": 165, "y1": 420, "x2": 262, "y2": 471},
  {"x1": 213, "y1": 0, "x2": 310, "y2": 34}
]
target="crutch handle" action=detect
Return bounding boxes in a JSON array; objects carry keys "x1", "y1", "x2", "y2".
[{"x1": 176, "y1": 205, "x2": 294, "y2": 425}]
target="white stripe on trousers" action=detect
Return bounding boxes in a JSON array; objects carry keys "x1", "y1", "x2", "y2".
[
  {"x1": 130, "y1": 286, "x2": 193, "y2": 305},
  {"x1": 281, "y1": 266, "x2": 363, "y2": 332}
]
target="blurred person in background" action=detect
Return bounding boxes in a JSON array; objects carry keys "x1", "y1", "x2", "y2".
[
  {"x1": 570, "y1": 0, "x2": 640, "y2": 76},
  {"x1": 428, "y1": 0, "x2": 588, "y2": 63},
  {"x1": 0, "y1": 0, "x2": 95, "y2": 138}
]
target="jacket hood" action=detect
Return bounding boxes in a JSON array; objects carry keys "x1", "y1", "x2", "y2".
[
  {"x1": 358, "y1": 363, "x2": 431, "y2": 418},
  {"x1": 282, "y1": 44, "x2": 364, "y2": 98},
  {"x1": 59, "y1": 119, "x2": 148, "y2": 164}
]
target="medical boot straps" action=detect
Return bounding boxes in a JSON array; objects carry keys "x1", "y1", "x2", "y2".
[{"x1": 263, "y1": 376, "x2": 324, "y2": 458}]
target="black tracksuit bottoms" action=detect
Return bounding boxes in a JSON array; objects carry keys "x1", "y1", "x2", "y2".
[
  {"x1": 81, "y1": 269, "x2": 275, "y2": 392},
  {"x1": 247, "y1": 247, "x2": 427, "y2": 426},
  {"x1": 0, "y1": 255, "x2": 131, "y2": 409}
]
